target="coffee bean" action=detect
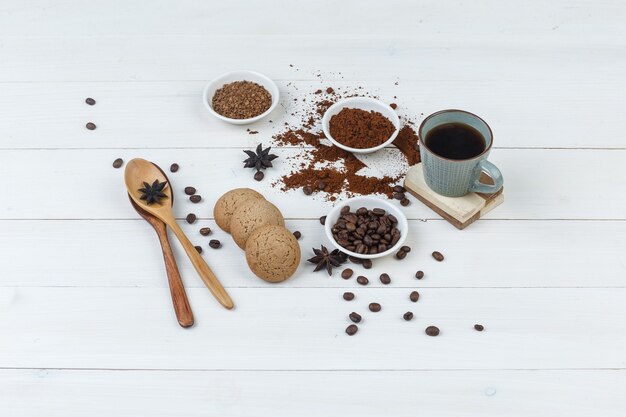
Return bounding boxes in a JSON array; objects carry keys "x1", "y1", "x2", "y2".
[
  {"x1": 348, "y1": 256, "x2": 362, "y2": 264},
  {"x1": 356, "y1": 207, "x2": 368, "y2": 215},
  {"x1": 362, "y1": 259, "x2": 372, "y2": 269},
  {"x1": 400, "y1": 198, "x2": 410, "y2": 206},
  {"x1": 254, "y1": 171, "x2": 265, "y2": 181},
  {"x1": 415, "y1": 270, "x2": 424, "y2": 279},
  {"x1": 293, "y1": 231, "x2": 301, "y2": 240},
  {"x1": 401, "y1": 246, "x2": 411, "y2": 253},
  {"x1": 393, "y1": 185, "x2": 406, "y2": 193},
  {"x1": 169, "y1": 163, "x2": 179, "y2": 172},
  {"x1": 372, "y1": 208, "x2": 386, "y2": 216},
  {"x1": 194, "y1": 245, "x2": 203, "y2": 254},
  {"x1": 318, "y1": 181, "x2": 326, "y2": 190},
  {"x1": 209, "y1": 239, "x2": 221, "y2": 249},
  {"x1": 425, "y1": 326, "x2": 440, "y2": 336},
  {"x1": 112, "y1": 158, "x2": 123, "y2": 168},
  {"x1": 369, "y1": 302, "x2": 381, "y2": 312},
  {"x1": 199, "y1": 227, "x2": 211, "y2": 236},
  {"x1": 403, "y1": 311, "x2": 414, "y2": 321},
  {"x1": 346, "y1": 324, "x2": 358, "y2": 336},
  {"x1": 85, "y1": 122, "x2": 96, "y2": 130},
  {"x1": 85, "y1": 97, "x2": 96, "y2": 106},
  {"x1": 393, "y1": 192, "x2": 405, "y2": 200},
  {"x1": 379, "y1": 273, "x2": 391, "y2": 285},
  {"x1": 474, "y1": 324, "x2": 484, "y2": 331},
  {"x1": 396, "y1": 250, "x2": 407, "y2": 260},
  {"x1": 349, "y1": 312, "x2": 362, "y2": 323},
  {"x1": 340, "y1": 206, "x2": 350, "y2": 215},
  {"x1": 341, "y1": 268, "x2": 353, "y2": 279},
  {"x1": 303, "y1": 186, "x2": 313, "y2": 195},
  {"x1": 319, "y1": 215, "x2": 326, "y2": 225},
  {"x1": 190, "y1": 195, "x2": 202, "y2": 203},
  {"x1": 410, "y1": 291, "x2": 420, "y2": 302},
  {"x1": 356, "y1": 276, "x2": 369, "y2": 286},
  {"x1": 343, "y1": 292, "x2": 355, "y2": 301},
  {"x1": 186, "y1": 213, "x2": 197, "y2": 224},
  {"x1": 184, "y1": 187, "x2": 196, "y2": 195},
  {"x1": 432, "y1": 251, "x2": 444, "y2": 261}
]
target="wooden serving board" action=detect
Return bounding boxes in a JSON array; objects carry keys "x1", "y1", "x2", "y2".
[{"x1": 403, "y1": 163, "x2": 504, "y2": 229}]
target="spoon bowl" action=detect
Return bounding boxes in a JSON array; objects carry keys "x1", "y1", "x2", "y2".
[{"x1": 125, "y1": 158, "x2": 234, "y2": 310}]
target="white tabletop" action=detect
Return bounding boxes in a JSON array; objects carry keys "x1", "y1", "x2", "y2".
[{"x1": 1, "y1": 1, "x2": 625, "y2": 416}]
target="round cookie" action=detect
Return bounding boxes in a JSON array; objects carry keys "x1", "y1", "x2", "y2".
[
  {"x1": 230, "y1": 199, "x2": 285, "y2": 249},
  {"x1": 214, "y1": 188, "x2": 265, "y2": 233},
  {"x1": 245, "y1": 225, "x2": 301, "y2": 282}
]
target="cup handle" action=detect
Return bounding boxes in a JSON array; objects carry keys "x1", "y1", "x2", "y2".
[{"x1": 469, "y1": 159, "x2": 503, "y2": 194}]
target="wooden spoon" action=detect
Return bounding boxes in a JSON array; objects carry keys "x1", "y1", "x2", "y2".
[
  {"x1": 125, "y1": 158, "x2": 234, "y2": 310},
  {"x1": 128, "y1": 165, "x2": 194, "y2": 327}
]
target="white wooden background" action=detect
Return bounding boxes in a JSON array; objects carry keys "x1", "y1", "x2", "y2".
[{"x1": 1, "y1": 1, "x2": 626, "y2": 416}]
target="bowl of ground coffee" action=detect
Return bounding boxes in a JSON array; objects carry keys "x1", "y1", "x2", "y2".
[
  {"x1": 322, "y1": 97, "x2": 400, "y2": 154},
  {"x1": 324, "y1": 196, "x2": 408, "y2": 259},
  {"x1": 203, "y1": 70, "x2": 279, "y2": 125}
]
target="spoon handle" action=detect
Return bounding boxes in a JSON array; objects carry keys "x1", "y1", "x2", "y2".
[
  {"x1": 154, "y1": 222, "x2": 195, "y2": 327},
  {"x1": 168, "y1": 219, "x2": 234, "y2": 310}
]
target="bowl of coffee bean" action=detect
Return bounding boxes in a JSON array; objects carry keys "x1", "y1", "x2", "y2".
[
  {"x1": 322, "y1": 97, "x2": 400, "y2": 154},
  {"x1": 203, "y1": 70, "x2": 280, "y2": 125},
  {"x1": 324, "y1": 196, "x2": 408, "y2": 259}
]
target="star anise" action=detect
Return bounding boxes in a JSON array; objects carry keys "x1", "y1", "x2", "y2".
[
  {"x1": 243, "y1": 143, "x2": 278, "y2": 172},
  {"x1": 138, "y1": 179, "x2": 168, "y2": 205},
  {"x1": 307, "y1": 245, "x2": 346, "y2": 276}
]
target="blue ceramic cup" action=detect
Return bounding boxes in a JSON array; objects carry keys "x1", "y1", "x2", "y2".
[{"x1": 418, "y1": 110, "x2": 503, "y2": 197}]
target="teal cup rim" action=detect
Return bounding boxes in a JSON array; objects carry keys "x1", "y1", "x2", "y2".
[{"x1": 418, "y1": 109, "x2": 494, "y2": 162}]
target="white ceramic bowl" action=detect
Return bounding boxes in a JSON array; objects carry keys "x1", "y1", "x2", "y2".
[
  {"x1": 321, "y1": 97, "x2": 400, "y2": 154},
  {"x1": 202, "y1": 70, "x2": 280, "y2": 125},
  {"x1": 324, "y1": 196, "x2": 408, "y2": 259}
]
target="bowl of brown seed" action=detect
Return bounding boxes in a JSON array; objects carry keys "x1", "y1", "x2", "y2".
[
  {"x1": 324, "y1": 196, "x2": 408, "y2": 259},
  {"x1": 203, "y1": 70, "x2": 279, "y2": 125}
]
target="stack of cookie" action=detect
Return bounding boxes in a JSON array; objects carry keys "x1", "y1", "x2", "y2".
[{"x1": 214, "y1": 188, "x2": 301, "y2": 283}]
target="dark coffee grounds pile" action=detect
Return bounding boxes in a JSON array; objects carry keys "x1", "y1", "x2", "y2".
[
  {"x1": 272, "y1": 86, "x2": 420, "y2": 200},
  {"x1": 212, "y1": 81, "x2": 271, "y2": 119},
  {"x1": 329, "y1": 108, "x2": 396, "y2": 149}
]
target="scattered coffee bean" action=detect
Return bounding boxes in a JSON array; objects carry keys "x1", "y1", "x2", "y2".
[
  {"x1": 432, "y1": 251, "x2": 444, "y2": 262},
  {"x1": 254, "y1": 171, "x2": 264, "y2": 181},
  {"x1": 390, "y1": 103, "x2": 398, "y2": 110},
  {"x1": 396, "y1": 250, "x2": 407, "y2": 260},
  {"x1": 190, "y1": 195, "x2": 202, "y2": 203},
  {"x1": 318, "y1": 181, "x2": 326, "y2": 190},
  {"x1": 199, "y1": 227, "x2": 212, "y2": 236},
  {"x1": 194, "y1": 245, "x2": 203, "y2": 254},
  {"x1": 393, "y1": 192, "x2": 405, "y2": 200},
  {"x1": 400, "y1": 198, "x2": 410, "y2": 206},
  {"x1": 415, "y1": 270, "x2": 424, "y2": 279},
  {"x1": 343, "y1": 292, "x2": 355, "y2": 301},
  {"x1": 346, "y1": 324, "x2": 358, "y2": 336},
  {"x1": 348, "y1": 256, "x2": 362, "y2": 264},
  {"x1": 362, "y1": 259, "x2": 373, "y2": 269},
  {"x1": 474, "y1": 324, "x2": 484, "y2": 331},
  {"x1": 209, "y1": 239, "x2": 221, "y2": 249},
  {"x1": 85, "y1": 122, "x2": 96, "y2": 130},
  {"x1": 293, "y1": 231, "x2": 301, "y2": 240},
  {"x1": 393, "y1": 185, "x2": 406, "y2": 193},
  {"x1": 184, "y1": 186, "x2": 196, "y2": 195},
  {"x1": 403, "y1": 311, "x2": 414, "y2": 321},
  {"x1": 379, "y1": 273, "x2": 391, "y2": 285},
  {"x1": 356, "y1": 276, "x2": 369, "y2": 286},
  {"x1": 410, "y1": 291, "x2": 420, "y2": 302},
  {"x1": 85, "y1": 97, "x2": 96, "y2": 106},
  {"x1": 186, "y1": 213, "x2": 197, "y2": 224},
  {"x1": 369, "y1": 302, "x2": 381, "y2": 312},
  {"x1": 112, "y1": 158, "x2": 123, "y2": 168},
  {"x1": 303, "y1": 186, "x2": 313, "y2": 195},
  {"x1": 349, "y1": 312, "x2": 362, "y2": 323},
  {"x1": 401, "y1": 245, "x2": 411, "y2": 253},
  {"x1": 425, "y1": 326, "x2": 440, "y2": 336},
  {"x1": 319, "y1": 215, "x2": 326, "y2": 225},
  {"x1": 341, "y1": 268, "x2": 354, "y2": 279},
  {"x1": 169, "y1": 163, "x2": 179, "y2": 172}
]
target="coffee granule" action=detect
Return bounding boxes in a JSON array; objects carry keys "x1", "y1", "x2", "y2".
[
  {"x1": 392, "y1": 125, "x2": 421, "y2": 166},
  {"x1": 212, "y1": 81, "x2": 272, "y2": 119},
  {"x1": 329, "y1": 108, "x2": 395, "y2": 149}
]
